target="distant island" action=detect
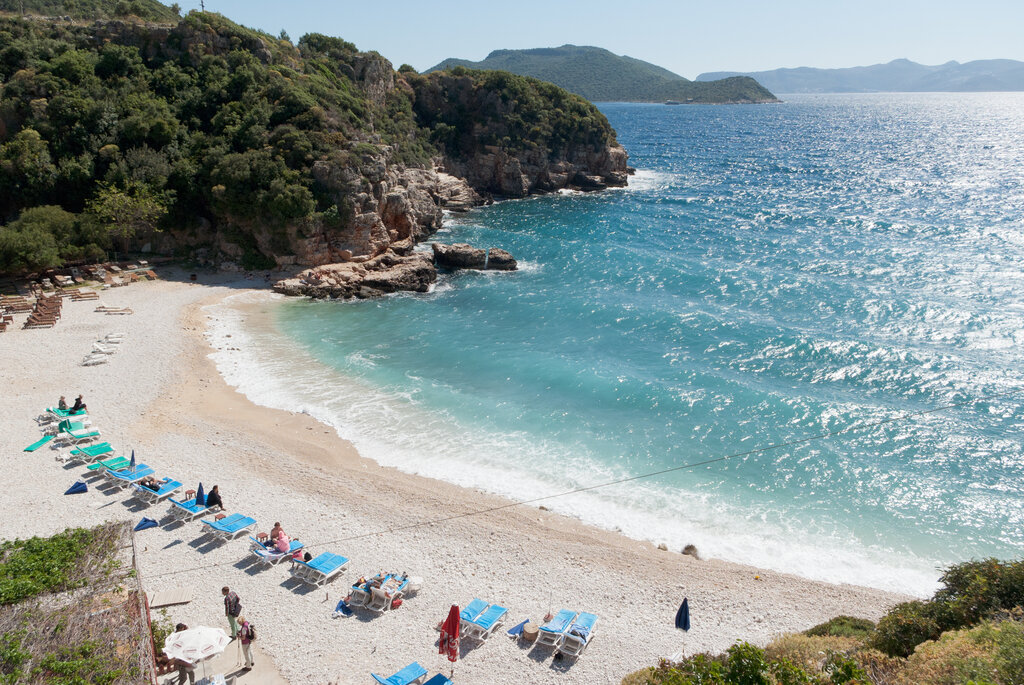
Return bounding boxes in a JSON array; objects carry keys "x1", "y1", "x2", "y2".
[
  {"x1": 698, "y1": 58, "x2": 1024, "y2": 93},
  {"x1": 428, "y1": 45, "x2": 779, "y2": 104}
]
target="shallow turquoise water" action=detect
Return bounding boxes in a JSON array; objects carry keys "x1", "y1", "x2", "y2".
[{"x1": 242, "y1": 94, "x2": 1024, "y2": 593}]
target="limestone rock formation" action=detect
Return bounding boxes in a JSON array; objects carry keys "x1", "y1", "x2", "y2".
[
  {"x1": 273, "y1": 251, "x2": 437, "y2": 299},
  {"x1": 431, "y1": 243, "x2": 518, "y2": 272}
]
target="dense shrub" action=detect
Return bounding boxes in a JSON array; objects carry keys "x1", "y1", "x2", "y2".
[{"x1": 805, "y1": 616, "x2": 877, "y2": 640}]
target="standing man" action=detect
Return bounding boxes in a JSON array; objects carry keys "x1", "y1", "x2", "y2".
[{"x1": 222, "y1": 586, "x2": 241, "y2": 638}]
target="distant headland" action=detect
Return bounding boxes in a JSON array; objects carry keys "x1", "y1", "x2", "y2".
[
  {"x1": 698, "y1": 58, "x2": 1024, "y2": 93},
  {"x1": 427, "y1": 45, "x2": 779, "y2": 104}
]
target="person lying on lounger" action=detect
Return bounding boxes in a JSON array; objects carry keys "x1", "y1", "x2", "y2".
[{"x1": 139, "y1": 475, "x2": 163, "y2": 491}]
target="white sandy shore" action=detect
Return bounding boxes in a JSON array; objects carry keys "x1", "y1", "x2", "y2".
[{"x1": 0, "y1": 272, "x2": 910, "y2": 685}]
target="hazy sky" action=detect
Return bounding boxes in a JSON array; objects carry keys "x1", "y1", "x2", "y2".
[{"x1": 176, "y1": 1, "x2": 1024, "y2": 78}]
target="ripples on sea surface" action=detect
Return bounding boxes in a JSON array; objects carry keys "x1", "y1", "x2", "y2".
[{"x1": 210, "y1": 94, "x2": 1024, "y2": 594}]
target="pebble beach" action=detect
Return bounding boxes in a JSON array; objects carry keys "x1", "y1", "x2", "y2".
[{"x1": 0, "y1": 272, "x2": 909, "y2": 684}]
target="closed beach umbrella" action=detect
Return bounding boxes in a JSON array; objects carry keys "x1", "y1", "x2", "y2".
[
  {"x1": 675, "y1": 597, "x2": 690, "y2": 631},
  {"x1": 439, "y1": 604, "x2": 460, "y2": 664},
  {"x1": 163, "y1": 626, "x2": 231, "y2": 677},
  {"x1": 195, "y1": 482, "x2": 205, "y2": 506},
  {"x1": 134, "y1": 517, "x2": 158, "y2": 531}
]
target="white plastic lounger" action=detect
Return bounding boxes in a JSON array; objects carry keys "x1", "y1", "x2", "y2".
[
  {"x1": 558, "y1": 612, "x2": 598, "y2": 656},
  {"x1": 167, "y1": 497, "x2": 212, "y2": 523},
  {"x1": 131, "y1": 479, "x2": 182, "y2": 505},
  {"x1": 459, "y1": 598, "x2": 487, "y2": 634},
  {"x1": 463, "y1": 603, "x2": 507, "y2": 641},
  {"x1": 105, "y1": 464, "x2": 154, "y2": 488},
  {"x1": 535, "y1": 609, "x2": 577, "y2": 648},
  {"x1": 248, "y1": 537, "x2": 305, "y2": 566},
  {"x1": 289, "y1": 552, "x2": 349, "y2": 587}
]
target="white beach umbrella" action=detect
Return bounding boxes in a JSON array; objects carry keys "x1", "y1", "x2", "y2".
[{"x1": 163, "y1": 626, "x2": 231, "y2": 675}]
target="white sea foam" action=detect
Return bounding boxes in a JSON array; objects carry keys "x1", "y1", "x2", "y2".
[{"x1": 204, "y1": 293, "x2": 941, "y2": 595}]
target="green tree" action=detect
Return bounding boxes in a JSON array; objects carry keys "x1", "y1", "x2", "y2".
[{"x1": 86, "y1": 180, "x2": 168, "y2": 251}]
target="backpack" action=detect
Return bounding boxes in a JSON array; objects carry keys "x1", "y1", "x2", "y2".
[{"x1": 227, "y1": 593, "x2": 241, "y2": 617}]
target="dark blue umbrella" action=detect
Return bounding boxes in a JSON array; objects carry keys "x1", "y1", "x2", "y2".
[
  {"x1": 64, "y1": 481, "x2": 87, "y2": 495},
  {"x1": 195, "y1": 482, "x2": 205, "y2": 506},
  {"x1": 129, "y1": 449, "x2": 135, "y2": 469},
  {"x1": 675, "y1": 598, "x2": 690, "y2": 631},
  {"x1": 134, "y1": 517, "x2": 158, "y2": 531}
]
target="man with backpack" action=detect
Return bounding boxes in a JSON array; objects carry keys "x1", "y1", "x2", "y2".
[{"x1": 222, "y1": 586, "x2": 241, "y2": 638}]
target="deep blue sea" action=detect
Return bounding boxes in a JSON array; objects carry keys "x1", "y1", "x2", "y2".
[{"x1": 210, "y1": 94, "x2": 1024, "y2": 594}]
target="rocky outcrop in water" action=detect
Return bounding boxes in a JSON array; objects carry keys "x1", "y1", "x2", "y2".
[{"x1": 432, "y1": 243, "x2": 518, "y2": 271}]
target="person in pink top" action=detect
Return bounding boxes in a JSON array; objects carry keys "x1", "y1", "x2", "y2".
[
  {"x1": 275, "y1": 531, "x2": 290, "y2": 553},
  {"x1": 237, "y1": 616, "x2": 255, "y2": 670}
]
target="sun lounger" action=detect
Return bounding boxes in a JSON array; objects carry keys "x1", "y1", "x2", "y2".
[
  {"x1": 106, "y1": 464, "x2": 155, "y2": 489},
  {"x1": 66, "y1": 442, "x2": 114, "y2": 463},
  {"x1": 535, "y1": 609, "x2": 578, "y2": 648},
  {"x1": 86, "y1": 455, "x2": 130, "y2": 472},
  {"x1": 59, "y1": 427, "x2": 101, "y2": 445},
  {"x1": 167, "y1": 497, "x2": 214, "y2": 523},
  {"x1": 289, "y1": 552, "x2": 349, "y2": 587},
  {"x1": 131, "y1": 479, "x2": 182, "y2": 505},
  {"x1": 249, "y1": 537, "x2": 305, "y2": 566},
  {"x1": 558, "y1": 612, "x2": 598, "y2": 656},
  {"x1": 459, "y1": 598, "x2": 488, "y2": 634},
  {"x1": 366, "y1": 575, "x2": 408, "y2": 612},
  {"x1": 371, "y1": 661, "x2": 428, "y2": 685},
  {"x1": 463, "y1": 603, "x2": 508, "y2": 641},
  {"x1": 201, "y1": 514, "x2": 256, "y2": 541}
]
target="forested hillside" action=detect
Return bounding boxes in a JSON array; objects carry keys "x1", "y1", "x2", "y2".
[{"x1": 0, "y1": 11, "x2": 625, "y2": 274}]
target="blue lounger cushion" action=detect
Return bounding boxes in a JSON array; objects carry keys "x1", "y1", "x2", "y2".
[
  {"x1": 371, "y1": 662, "x2": 427, "y2": 685},
  {"x1": 460, "y1": 598, "x2": 487, "y2": 622},
  {"x1": 471, "y1": 604, "x2": 507, "y2": 631},
  {"x1": 539, "y1": 609, "x2": 576, "y2": 634},
  {"x1": 569, "y1": 612, "x2": 598, "y2": 639}
]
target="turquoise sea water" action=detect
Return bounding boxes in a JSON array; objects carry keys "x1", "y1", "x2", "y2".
[{"x1": 214, "y1": 94, "x2": 1024, "y2": 594}]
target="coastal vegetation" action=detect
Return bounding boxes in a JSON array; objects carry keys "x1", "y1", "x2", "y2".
[
  {"x1": 623, "y1": 558, "x2": 1024, "y2": 684},
  {"x1": 0, "y1": 523, "x2": 149, "y2": 684},
  {"x1": 0, "y1": 7, "x2": 624, "y2": 275},
  {"x1": 427, "y1": 45, "x2": 779, "y2": 104}
]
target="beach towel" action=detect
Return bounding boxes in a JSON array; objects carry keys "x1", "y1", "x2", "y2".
[
  {"x1": 333, "y1": 598, "x2": 352, "y2": 617},
  {"x1": 64, "y1": 481, "x2": 87, "y2": 495}
]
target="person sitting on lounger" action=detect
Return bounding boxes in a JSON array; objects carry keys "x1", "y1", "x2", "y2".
[
  {"x1": 204, "y1": 485, "x2": 223, "y2": 510},
  {"x1": 71, "y1": 395, "x2": 86, "y2": 413},
  {"x1": 58, "y1": 396, "x2": 67, "y2": 411}
]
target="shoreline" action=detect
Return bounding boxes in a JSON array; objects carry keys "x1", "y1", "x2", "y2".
[{"x1": 0, "y1": 273, "x2": 909, "y2": 684}]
